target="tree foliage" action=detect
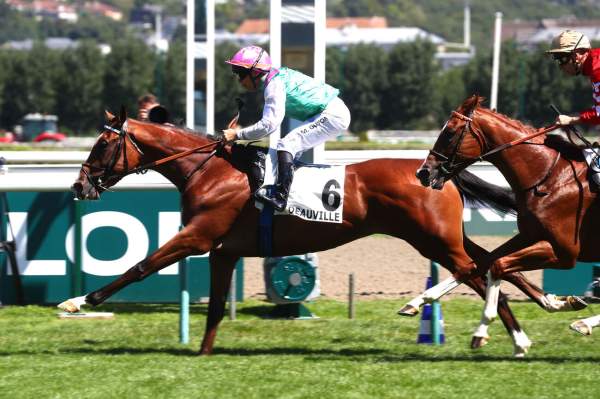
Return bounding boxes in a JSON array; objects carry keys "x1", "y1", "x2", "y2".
[
  {"x1": 339, "y1": 44, "x2": 388, "y2": 133},
  {"x1": 380, "y1": 41, "x2": 439, "y2": 129},
  {"x1": 0, "y1": 38, "x2": 599, "y2": 137},
  {"x1": 55, "y1": 41, "x2": 106, "y2": 133},
  {"x1": 103, "y1": 38, "x2": 157, "y2": 117}
]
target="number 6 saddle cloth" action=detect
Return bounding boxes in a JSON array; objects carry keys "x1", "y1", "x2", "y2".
[{"x1": 261, "y1": 148, "x2": 346, "y2": 224}]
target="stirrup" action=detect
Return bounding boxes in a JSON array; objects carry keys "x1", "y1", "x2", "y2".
[{"x1": 255, "y1": 188, "x2": 287, "y2": 212}]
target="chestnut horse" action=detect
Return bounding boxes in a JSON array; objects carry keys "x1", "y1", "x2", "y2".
[
  {"x1": 416, "y1": 95, "x2": 598, "y2": 347},
  {"x1": 58, "y1": 109, "x2": 579, "y2": 356}
]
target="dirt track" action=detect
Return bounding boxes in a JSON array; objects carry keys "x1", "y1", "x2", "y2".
[{"x1": 243, "y1": 235, "x2": 543, "y2": 301}]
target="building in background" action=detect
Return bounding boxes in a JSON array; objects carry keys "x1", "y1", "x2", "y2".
[{"x1": 503, "y1": 17, "x2": 600, "y2": 49}]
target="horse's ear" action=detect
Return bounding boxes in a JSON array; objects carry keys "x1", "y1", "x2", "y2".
[
  {"x1": 105, "y1": 110, "x2": 116, "y2": 122},
  {"x1": 119, "y1": 105, "x2": 127, "y2": 124},
  {"x1": 462, "y1": 94, "x2": 482, "y2": 113}
]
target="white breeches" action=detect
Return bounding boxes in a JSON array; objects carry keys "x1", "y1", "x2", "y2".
[{"x1": 277, "y1": 97, "x2": 351, "y2": 157}]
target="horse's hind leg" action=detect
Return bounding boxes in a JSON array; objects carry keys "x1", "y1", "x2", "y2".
[{"x1": 199, "y1": 251, "x2": 238, "y2": 355}]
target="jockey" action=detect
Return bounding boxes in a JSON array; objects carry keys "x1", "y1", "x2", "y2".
[
  {"x1": 547, "y1": 30, "x2": 600, "y2": 187},
  {"x1": 548, "y1": 31, "x2": 600, "y2": 333},
  {"x1": 222, "y1": 45, "x2": 351, "y2": 212},
  {"x1": 547, "y1": 30, "x2": 599, "y2": 126}
]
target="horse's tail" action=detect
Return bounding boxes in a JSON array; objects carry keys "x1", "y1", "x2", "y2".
[{"x1": 452, "y1": 170, "x2": 517, "y2": 216}]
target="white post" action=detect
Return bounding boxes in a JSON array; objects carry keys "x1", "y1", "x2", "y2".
[
  {"x1": 490, "y1": 12, "x2": 502, "y2": 111},
  {"x1": 155, "y1": 9, "x2": 162, "y2": 52},
  {"x1": 269, "y1": 0, "x2": 282, "y2": 149},
  {"x1": 463, "y1": 2, "x2": 471, "y2": 48},
  {"x1": 206, "y1": 0, "x2": 215, "y2": 135},
  {"x1": 313, "y1": 0, "x2": 327, "y2": 163},
  {"x1": 185, "y1": 0, "x2": 195, "y2": 129}
]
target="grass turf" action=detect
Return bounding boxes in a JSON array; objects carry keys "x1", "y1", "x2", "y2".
[{"x1": 1, "y1": 298, "x2": 599, "y2": 399}]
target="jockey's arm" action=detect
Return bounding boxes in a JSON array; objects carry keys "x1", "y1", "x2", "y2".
[{"x1": 235, "y1": 79, "x2": 286, "y2": 140}]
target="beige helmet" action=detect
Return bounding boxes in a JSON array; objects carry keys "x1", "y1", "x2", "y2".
[{"x1": 546, "y1": 30, "x2": 591, "y2": 53}]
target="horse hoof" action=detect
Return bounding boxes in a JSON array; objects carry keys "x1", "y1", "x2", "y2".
[
  {"x1": 57, "y1": 299, "x2": 80, "y2": 313},
  {"x1": 397, "y1": 304, "x2": 419, "y2": 317},
  {"x1": 470, "y1": 335, "x2": 490, "y2": 349},
  {"x1": 570, "y1": 320, "x2": 592, "y2": 336},
  {"x1": 513, "y1": 349, "x2": 528, "y2": 358},
  {"x1": 57, "y1": 295, "x2": 87, "y2": 313},
  {"x1": 567, "y1": 296, "x2": 588, "y2": 311}
]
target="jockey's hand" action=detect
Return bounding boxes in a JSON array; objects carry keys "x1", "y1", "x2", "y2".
[
  {"x1": 556, "y1": 114, "x2": 579, "y2": 126},
  {"x1": 223, "y1": 128, "x2": 239, "y2": 142}
]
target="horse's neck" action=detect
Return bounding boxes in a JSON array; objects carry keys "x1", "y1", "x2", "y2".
[
  {"x1": 480, "y1": 113, "x2": 558, "y2": 192},
  {"x1": 133, "y1": 122, "x2": 216, "y2": 190}
]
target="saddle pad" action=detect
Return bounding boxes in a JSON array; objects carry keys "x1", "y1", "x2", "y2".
[
  {"x1": 583, "y1": 148, "x2": 600, "y2": 172},
  {"x1": 261, "y1": 149, "x2": 345, "y2": 223}
]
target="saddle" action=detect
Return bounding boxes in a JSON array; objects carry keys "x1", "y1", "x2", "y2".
[
  {"x1": 545, "y1": 134, "x2": 600, "y2": 193},
  {"x1": 229, "y1": 143, "x2": 267, "y2": 193}
]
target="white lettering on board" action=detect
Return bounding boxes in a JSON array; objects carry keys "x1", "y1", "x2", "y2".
[
  {"x1": 158, "y1": 212, "x2": 180, "y2": 275},
  {"x1": 7, "y1": 212, "x2": 66, "y2": 276},
  {"x1": 65, "y1": 211, "x2": 149, "y2": 276}
]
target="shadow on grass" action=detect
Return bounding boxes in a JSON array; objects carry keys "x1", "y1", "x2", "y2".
[
  {"x1": 47, "y1": 303, "x2": 285, "y2": 319},
  {"x1": 48, "y1": 303, "x2": 278, "y2": 317},
  {"x1": 3, "y1": 345, "x2": 600, "y2": 364},
  {"x1": 49, "y1": 303, "x2": 210, "y2": 315}
]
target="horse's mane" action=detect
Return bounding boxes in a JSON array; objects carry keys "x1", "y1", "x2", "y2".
[
  {"x1": 135, "y1": 119, "x2": 219, "y2": 144},
  {"x1": 467, "y1": 96, "x2": 584, "y2": 161}
]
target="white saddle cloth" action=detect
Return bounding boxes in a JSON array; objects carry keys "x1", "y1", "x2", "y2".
[{"x1": 258, "y1": 148, "x2": 345, "y2": 223}]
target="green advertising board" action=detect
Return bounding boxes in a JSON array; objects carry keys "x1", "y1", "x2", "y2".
[{"x1": 0, "y1": 191, "x2": 243, "y2": 305}]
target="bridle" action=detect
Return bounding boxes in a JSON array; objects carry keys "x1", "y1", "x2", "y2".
[
  {"x1": 81, "y1": 120, "x2": 144, "y2": 193},
  {"x1": 81, "y1": 120, "x2": 223, "y2": 193},
  {"x1": 431, "y1": 108, "x2": 562, "y2": 182},
  {"x1": 430, "y1": 109, "x2": 485, "y2": 181}
]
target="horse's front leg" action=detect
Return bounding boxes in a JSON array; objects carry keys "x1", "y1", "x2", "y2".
[
  {"x1": 199, "y1": 251, "x2": 239, "y2": 355},
  {"x1": 57, "y1": 226, "x2": 207, "y2": 312},
  {"x1": 476, "y1": 237, "x2": 577, "y2": 356}
]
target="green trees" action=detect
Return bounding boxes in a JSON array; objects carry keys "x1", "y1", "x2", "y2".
[
  {"x1": 338, "y1": 44, "x2": 388, "y2": 133},
  {"x1": 103, "y1": 38, "x2": 157, "y2": 117},
  {"x1": 55, "y1": 41, "x2": 106, "y2": 134},
  {"x1": 0, "y1": 38, "x2": 598, "y2": 137},
  {"x1": 381, "y1": 40, "x2": 439, "y2": 129}
]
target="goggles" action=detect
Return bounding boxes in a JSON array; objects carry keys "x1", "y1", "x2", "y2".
[{"x1": 553, "y1": 53, "x2": 573, "y2": 66}]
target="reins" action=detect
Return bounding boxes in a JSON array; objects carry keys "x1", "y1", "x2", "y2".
[
  {"x1": 126, "y1": 140, "x2": 222, "y2": 178},
  {"x1": 437, "y1": 110, "x2": 562, "y2": 180},
  {"x1": 84, "y1": 121, "x2": 224, "y2": 195}
]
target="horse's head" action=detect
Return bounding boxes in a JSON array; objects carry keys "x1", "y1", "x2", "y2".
[
  {"x1": 72, "y1": 107, "x2": 144, "y2": 200},
  {"x1": 417, "y1": 95, "x2": 486, "y2": 189}
]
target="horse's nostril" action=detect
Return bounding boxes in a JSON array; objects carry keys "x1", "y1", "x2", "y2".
[{"x1": 71, "y1": 182, "x2": 83, "y2": 193}]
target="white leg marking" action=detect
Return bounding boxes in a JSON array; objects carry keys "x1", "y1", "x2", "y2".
[
  {"x1": 57, "y1": 295, "x2": 88, "y2": 313},
  {"x1": 541, "y1": 294, "x2": 569, "y2": 312},
  {"x1": 473, "y1": 273, "x2": 501, "y2": 342},
  {"x1": 473, "y1": 323, "x2": 490, "y2": 339},
  {"x1": 585, "y1": 314, "x2": 600, "y2": 328},
  {"x1": 570, "y1": 314, "x2": 600, "y2": 335},
  {"x1": 422, "y1": 277, "x2": 461, "y2": 303},
  {"x1": 483, "y1": 272, "x2": 501, "y2": 322},
  {"x1": 512, "y1": 330, "x2": 532, "y2": 358},
  {"x1": 405, "y1": 295, "x2": 425, "y2": 310}
]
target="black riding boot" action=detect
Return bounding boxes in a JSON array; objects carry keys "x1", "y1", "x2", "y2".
[{"x1": 255, "y1": 151, "x2": 294, "y2": 211}]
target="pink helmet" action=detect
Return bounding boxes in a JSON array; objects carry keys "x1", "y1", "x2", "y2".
[{"x1": 225, "y1": 45, "x2": 272, "y2": 72}]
